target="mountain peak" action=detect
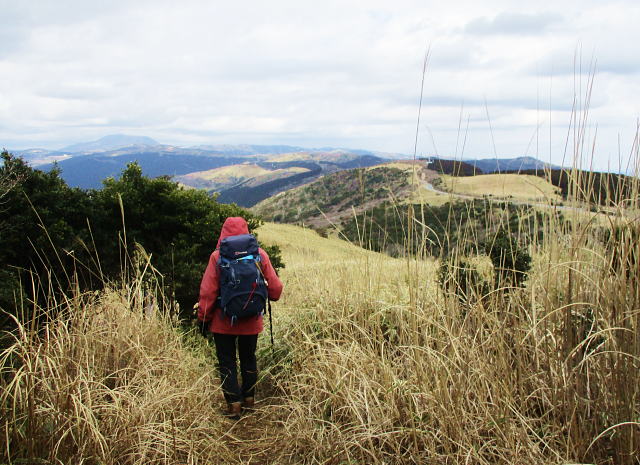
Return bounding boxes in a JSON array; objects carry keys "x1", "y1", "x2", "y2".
[{"x1": 60, "y1": 134, "x2": 160, "y2": 153}]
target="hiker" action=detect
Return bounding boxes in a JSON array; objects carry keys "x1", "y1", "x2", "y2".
[{"x1": 197, "y1": 216, "x2": 283, "y2": 419}]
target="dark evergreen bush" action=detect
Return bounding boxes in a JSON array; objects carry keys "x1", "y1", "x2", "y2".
[
  {"x1": 437, "y1": 256, "x2": 491, "y2": 303},
  {"x1": 0, "y1": 152, "x2": 284, "y2": 326},
  {"x1": 483, "y1": 229, "x2": 531, "y2": 288}
]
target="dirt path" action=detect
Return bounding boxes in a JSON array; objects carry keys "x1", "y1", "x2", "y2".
[{"x1": 215, "y1": 375, "x2": 289, "y2": 464}]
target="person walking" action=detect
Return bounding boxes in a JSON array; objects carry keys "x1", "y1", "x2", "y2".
[{"x1": 197, "y1": 217, "x2": 283, "y2": 419}]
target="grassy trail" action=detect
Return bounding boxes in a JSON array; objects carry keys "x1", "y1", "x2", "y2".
[{"x1": 2, "y1": 219, "x2": 638, "y2": 464}]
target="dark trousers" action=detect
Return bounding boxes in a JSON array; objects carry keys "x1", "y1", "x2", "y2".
[{"x1": 212, "y1": 333, "x2": 259, "y2": 404}]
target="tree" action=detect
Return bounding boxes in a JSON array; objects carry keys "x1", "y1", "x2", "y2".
[
  {"x1": 91, "y1": 162, "x2": 270, "y2": 313},
  {"x1": 0, "y1": 151, "x2": 92, "y2": 323},
  {"x1": 0, "y1": 155, "x2": 284, "y2": 325}
]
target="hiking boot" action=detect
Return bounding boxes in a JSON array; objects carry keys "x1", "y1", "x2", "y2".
[
  {"x1": 225, "y1": 402, "x2": 242, "y2": 420},
  {"x1": 242, "y1": 397, "x2": 255, "y2": 411}
]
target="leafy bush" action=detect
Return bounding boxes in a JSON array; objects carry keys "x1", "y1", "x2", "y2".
[
  {"x1": 483, "y1": 229, "x2": 531, "y2": 288},
  {"x1": 437, "y1": 255, "x2": 491, "y2": 304},
  {"x1": 0, "y1": 152, "x2": 284, "y2": 324},
  {"x1": 342, "y1": 199, "x2": 559, "y2": 261}
]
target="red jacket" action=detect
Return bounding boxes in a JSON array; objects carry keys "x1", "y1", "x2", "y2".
[{"x1": 198, "y1": 217, "x2": 283, "y2": 335}]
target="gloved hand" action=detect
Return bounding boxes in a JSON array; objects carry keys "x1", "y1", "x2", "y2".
[{"x1": 193, "y1": 302, "x2": 208, "y2": 337}]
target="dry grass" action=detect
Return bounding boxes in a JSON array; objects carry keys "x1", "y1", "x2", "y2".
[
  {"x1": 266, "y1": 152, "x2": 313, "y2": 162},
  {"x1": 3, "y1": 199, "x2": 638, "y2": 464},
  {"x1": 185, "y1": 163, "x2": 273, "y2": 180},
  {"x1": 2, "y1": 187, "x2": 639, "y2": 465},
  {"x1": 440, "y1": 173, "x2": 563, "y2": 202},
  {"x1": 254, "y1": 196, "x2": 639, "y2": 464},
  {"x1": 0, "y1": 279, "x2": 240, "y2": 464},
  {"x1": 3, "y1": 145, "x2": 640, "y2": 464},
  {"x1": 179, "y1": 163, "x2": 309, "y2": 187}
]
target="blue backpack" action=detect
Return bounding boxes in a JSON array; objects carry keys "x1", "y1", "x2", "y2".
[{"x1": 217, "y1": 234, "x2": 268, "y2": 325}]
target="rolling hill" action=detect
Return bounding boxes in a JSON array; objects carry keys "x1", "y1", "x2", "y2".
[
  {"x1": 31, "y1": 141, "x2": 387, "y2": 194},
  {"x1": 177, "y1": 155, "x2": 388, "y2": 207},
  {"x1": 252, "y1": 159, "x2": 578, "y2": 257},
  {"x1": 438, "y1": 173, "x2": 563, "y2": 202},
  {"x1": 252, "y1": 162, "x2": 421, "y2": 229},
  {"x1": 174, "y1": 163, "x2": 310, "y2": 191}
]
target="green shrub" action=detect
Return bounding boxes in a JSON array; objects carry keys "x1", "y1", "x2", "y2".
[
  {"x1": 437, "y1": 255, "x2": 491, "y2": 304},
  {"x1": 0, "y1": 153, "x2": 284, "y2": 324},
  {"x1": 483, "y1": 229, "x2": 531, "y2": 288}
]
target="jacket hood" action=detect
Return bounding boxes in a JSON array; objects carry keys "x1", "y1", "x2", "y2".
[{"x1": 216, "y1": 217, "x2": 250, "y2": 248}]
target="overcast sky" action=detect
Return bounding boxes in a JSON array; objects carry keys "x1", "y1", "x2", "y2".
[{"x1": 1, "y1": 0, "x2": 639, "y2": 170}]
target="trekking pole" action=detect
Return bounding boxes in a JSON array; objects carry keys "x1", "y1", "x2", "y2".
[{"x1": 268, "y1": 298, "x2": 274, "y2": 356}]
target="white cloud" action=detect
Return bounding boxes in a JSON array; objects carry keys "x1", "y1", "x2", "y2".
[{"x1": 0, "y1": 0, "x2": 638, "y2": 170}]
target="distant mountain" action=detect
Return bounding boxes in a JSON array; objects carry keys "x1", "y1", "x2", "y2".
[
  {"x1": 60, "y1": 134, "x2": 159, "y2": 153},
  {"x1": 40, "y1": 151, "x2": 248, "y2": 189},
  {"x1": 31, "y1": 142, "x2": 387, "y2": 192},
  {"x1": 191, "y1": 144, "x2": 307, "y2": 156},
  {"x1": 465, "y1": 156, "x2": 557, "y2": 173},
  {"x1": 10, "y1": 136, "x2": 391, "y2": 192}
]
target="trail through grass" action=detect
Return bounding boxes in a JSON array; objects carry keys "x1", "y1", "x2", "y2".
[{"x1": 2, "y1": 217, "x2": 639, "y2": 464}]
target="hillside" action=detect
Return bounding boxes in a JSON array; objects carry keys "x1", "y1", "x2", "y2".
[
  {"x1": 5, "y1": 216, "x2": 637, "y2": 464},
  {"x1": 252, "y1": 163, "x2": 418, "y2": 229},
  {"x1": 174, "y1": 163, "x2": 310, "y2": 191},
  {"x1": 253, "y1": 161, "x2": 568, "y2": 234},
  {"x1": 513, "y1": 168, "x2": 640, "y2": 206},
  {"x1": 439, "y1": 173, "x2": 562, "y2": 202}
]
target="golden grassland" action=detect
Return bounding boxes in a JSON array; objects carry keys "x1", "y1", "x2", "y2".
[
  {"x1": 266, "y1": 152, "x2": 313, "y2": 162},
  {"x1": 440, "y1": 173, "x2": 563, "y2": 202},
  {"x1": 2, "y1": 204, "x2": 639, "y2": 463},
  {"x1": 243, "y1": 166, "x2": 310, "y2": 187},
  {"x1": 253, "y1": 213, "x2": 640, "y2": 464},
  {"x1": 0, "y1": 284, "x2": 237, "y2": 464},
  {"x1": 181, "y1": 163, "x2": 309, "y2": 184},
  {"x1": 181, "y1": 163, "x2": 272, "y2": 181}
]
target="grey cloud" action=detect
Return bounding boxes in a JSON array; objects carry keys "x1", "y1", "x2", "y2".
[
  {"x1": 528, "y1": 48, "x2": 640, "y2": 76},
  {"x1": 0, "y1": 3, "x2": 30, "y2": 58},
  {"x1": 465, "y1": 11, "x2": 564, "y2": 35},
  {"x1": 391, "y1": 93, "x2": 580, "y2": 112}
]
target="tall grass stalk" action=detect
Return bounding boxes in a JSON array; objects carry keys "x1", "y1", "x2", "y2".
[
  {"x1": 250, "y1": 72, "x2": 640, "y2": 463},
  {"x1": 0, "y1": 252, "x2": 236, "y2": 465}
]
